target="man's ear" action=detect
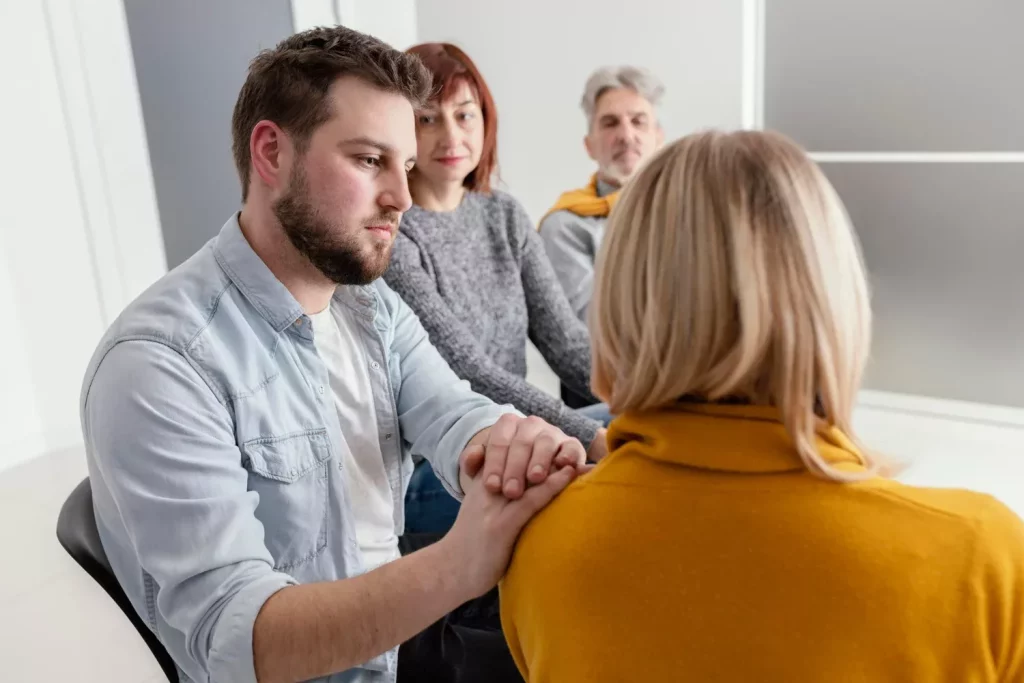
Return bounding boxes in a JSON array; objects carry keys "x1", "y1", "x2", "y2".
[
  {"x1": 584, "y1": 133, "x2": 598, "y2": 163},
  {"x1": 655, "y1": 123, "x2": 665, "y2": 146},
  {"x1": 250, "y1": 120, "x2": 292, "y2": 192}
]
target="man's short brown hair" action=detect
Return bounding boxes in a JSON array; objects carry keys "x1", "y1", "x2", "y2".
[{"x1": 231, "y1": 26, "x2": 433, "y2": 201}]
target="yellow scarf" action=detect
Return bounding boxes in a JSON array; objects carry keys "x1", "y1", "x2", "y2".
[{"x1": 542, "y1": 174, "x2": 619, "y2": 224}]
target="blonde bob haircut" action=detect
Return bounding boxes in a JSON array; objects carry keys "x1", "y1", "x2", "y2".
[{"x1": 591, "y1": 130, "x2": 879, "y2": 482}]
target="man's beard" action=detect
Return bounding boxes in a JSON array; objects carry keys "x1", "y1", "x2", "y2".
[
  {"x1": 273, "y1": 166, "x2": 398, "y2": 286},
  {"x1": 601, "y1": 144, "x2": 647, "y2": 186},
  {"x1": 599, "y1": 163, "x2": 632, "y2": 187}
]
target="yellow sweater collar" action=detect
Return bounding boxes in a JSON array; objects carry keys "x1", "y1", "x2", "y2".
[
  {"x1": 607, "y1": 402, "x2": 866, "y2": 474},
  {"x1": 541, "y1": 174, "x2": 620, "y2": 223}
]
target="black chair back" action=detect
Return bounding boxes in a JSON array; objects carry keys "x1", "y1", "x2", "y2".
[{"x1": 56, "y1": 478, "x2": 178, "y2": 681}]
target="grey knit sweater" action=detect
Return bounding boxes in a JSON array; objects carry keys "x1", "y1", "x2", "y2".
[{"x1": 383, "y1": 190, "x2": 601, "y2": 446}]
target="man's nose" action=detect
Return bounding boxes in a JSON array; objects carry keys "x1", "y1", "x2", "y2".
[{"x1": 380, "y1": 170, "x2": 412, "y2": 214}]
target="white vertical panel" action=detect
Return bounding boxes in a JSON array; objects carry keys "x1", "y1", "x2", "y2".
[
  {"x1": 291, "y1": 0, "x2": 340, "y2": 31},
  {"x1": 0, "y1": 228, "x2": 46, "y2": 465},
  {"x1": 0, "y1": 0, "x2": 163, "y2": 472},
  {"x1": 61, "y1": 0, "x2": 166, "y2": 308},
  {"x1": 0, "y1": 0, "x2": 105, "y2": 470},
  {"x1": 741, "y1": 0, "x2": 765, "y2": 129},
  {"x1": 291, "y1": 0, "x2": 418, "y2": 50},
  {"x1": 44, "y1": 0, "x2": 118, "y2": 323},
  {"x1": 334, "y1": 0, "x2": 357, "y2": 26},
  {"x1": 347, "y1": 0, "x2": 417, "y2": 50}
]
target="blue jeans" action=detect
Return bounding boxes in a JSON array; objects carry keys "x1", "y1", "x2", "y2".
[
  {"x1": 404, "y1": 404, "x2": 614, "y2": 535},
  {"x1": 404, "y1": 459, "x2": 463, "y2": 535},
  {"x1": 576, "y1": 401, "x2": 613, "y2": 426}
]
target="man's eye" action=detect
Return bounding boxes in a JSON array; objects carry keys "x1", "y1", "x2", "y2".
[{"x1": 361, "y1": 157, "x2": 381, "y2": 167}]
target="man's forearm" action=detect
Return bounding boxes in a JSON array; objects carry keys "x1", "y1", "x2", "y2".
[{"x1": 253, "y1": 538, "x2": 470, "y2": 683}]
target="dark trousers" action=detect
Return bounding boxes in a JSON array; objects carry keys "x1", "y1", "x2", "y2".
[
  {"x1": 561, "y1": 384, "x2": 596, "y2": 410},
  {"x1": 396, "y1": 534, "x2": 523, "y2": 683}
]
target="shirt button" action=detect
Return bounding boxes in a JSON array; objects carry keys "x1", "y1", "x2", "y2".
[
  {"x1": 370, "y1": 361, "x2": 380, "y2": 370},
  {"x1": 318, "y1": 385, "x2": 325, "y2": 395},
  {"x1": 385, "y1": 433, "x2": 392, "y2": 440}
]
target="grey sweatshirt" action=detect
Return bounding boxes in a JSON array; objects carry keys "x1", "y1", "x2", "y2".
[
  {"x1": 537, "y1": 178, "x2": 617, "y2": 321},
  {"x1": 383, "y1": 190, "x2": 601, "y2": 446}
]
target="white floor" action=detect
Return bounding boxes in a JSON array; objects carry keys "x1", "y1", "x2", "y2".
[
  {"x1": 0, "y1": 447, "x2": 167, "y2": 683},
  {"x1": 1, "y1": 357, "x2": 1021, "y2": 682}
]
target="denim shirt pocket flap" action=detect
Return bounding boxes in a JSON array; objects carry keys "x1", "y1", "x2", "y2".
[{"x1": 241, "y1": 429, "x2": 331, "y2": 483}]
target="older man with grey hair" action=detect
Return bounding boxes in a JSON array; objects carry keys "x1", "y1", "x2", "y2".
[{"x1": 539, "y1": 66, "x2": 665, "y2": 327}]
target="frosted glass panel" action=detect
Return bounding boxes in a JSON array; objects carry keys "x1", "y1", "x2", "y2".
[
  {"x1": 765, "y1": 0, "x2": 1024, "y2": 152},
  {"x1": 823, "y1": 163, "x2": 1024, "y2": 406}
]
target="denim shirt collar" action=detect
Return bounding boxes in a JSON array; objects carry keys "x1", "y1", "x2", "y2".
[{"x1": 213, "y1": 213, "x2": 376, "y2": 333}]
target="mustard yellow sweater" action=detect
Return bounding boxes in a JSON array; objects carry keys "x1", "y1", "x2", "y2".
[{"x1": 500, "y1": 403, "x2": 1024, "y2": 682}]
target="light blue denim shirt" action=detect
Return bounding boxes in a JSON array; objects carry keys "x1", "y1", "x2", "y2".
[{"x1": 80, "y1": 215, "x2": 516, "y2": 683}]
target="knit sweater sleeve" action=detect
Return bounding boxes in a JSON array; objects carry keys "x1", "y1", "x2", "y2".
[
  {"x1": 384, "y1": 231, "x2": 601, "y2": 448},
  {"x1": 507, "y1": 198, "x2": 600, "y2": 405}
]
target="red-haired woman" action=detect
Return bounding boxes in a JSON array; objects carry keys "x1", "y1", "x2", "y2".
[{"x1": 384, "y1": 43, "x2": 610, "y2": 534}]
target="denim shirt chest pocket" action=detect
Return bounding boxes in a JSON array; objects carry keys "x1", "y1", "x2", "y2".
[{"x1": 240, "y1": 429, "x2": 333, "y2": 571}]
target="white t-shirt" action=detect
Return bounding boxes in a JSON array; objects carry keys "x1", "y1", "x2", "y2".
[{"x1": 309, "y1": 304, "x2": 400, "y2": 571}]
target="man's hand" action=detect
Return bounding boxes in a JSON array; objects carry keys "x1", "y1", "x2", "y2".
[
  {"x1": 443, "y1": 458, "x2": 577, "y2": 597},
  {"x1": 461, "y1": 414, "x2": 587, "y2": 500}
]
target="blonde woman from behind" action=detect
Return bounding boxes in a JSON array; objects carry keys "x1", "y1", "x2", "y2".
[{"x1": 500, "y1": 130, "x2": 1024, "y2": 683}]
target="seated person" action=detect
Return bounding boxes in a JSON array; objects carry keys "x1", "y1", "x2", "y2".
[
  {"x1": 82, "y1": 27, "x2": 587, "y2": 683},
  {"x1": 538, "y1": 65, "x2": 664, "y2": 409},
  {"x1": 501, "y1": 130, "x2": 1024, "y2": 682},
  {"x1": 538, "y1": 65, "x2": 665, "y2": 323},
  {"x1": 383, "y1": 43, "x2": 611, "y2": 535}
]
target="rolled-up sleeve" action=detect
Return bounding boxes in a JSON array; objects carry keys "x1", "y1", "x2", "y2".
[
  {"x1": 207, "y1": 573, "x2": 295, "y2": 681},
  {"x1": 375, "y1": 281, "x2": 519, "y2": 500},
  {"x1": 83, "y1": 340, "x2": 296, "y2": 683}
]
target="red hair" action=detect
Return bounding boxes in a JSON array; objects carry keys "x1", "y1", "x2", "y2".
[{"x1": 406, "y1": 43, "x2": 499, "y2": 193}]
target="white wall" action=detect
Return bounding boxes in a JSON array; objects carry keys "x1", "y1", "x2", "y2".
[
  {"x1": 416, "y1": 0, "x2": 745, "y2": 220},
  {"x1": 414, "y1": 0, "x2": 747, "y2": 432},
  {"x1": 291, "y1": 0, "x2": 418, "y2": 50},
  {"x1": 294, "y1": 0, "x2": 746, "y2": 219},
  {"x1": 339, "y1": 0, "x2": 418, "y2": 50},
  {"x1": 0, "y1": 0, "x2": 165, "y2": 472}
]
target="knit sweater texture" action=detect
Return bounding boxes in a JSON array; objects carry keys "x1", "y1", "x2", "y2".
[{"x1": 383, "y1": 190, "x2": 600, "y2": 446}]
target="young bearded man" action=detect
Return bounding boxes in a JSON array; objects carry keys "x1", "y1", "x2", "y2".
[{"x1": 81, "y1": 26, "x2": 586, "y2": 683}]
